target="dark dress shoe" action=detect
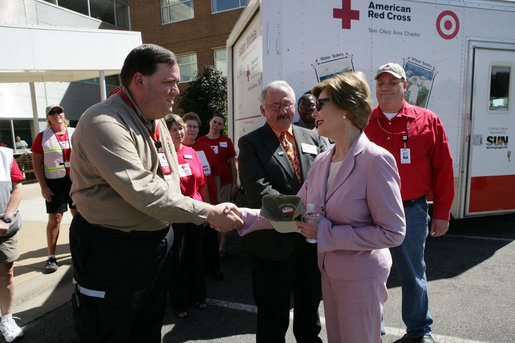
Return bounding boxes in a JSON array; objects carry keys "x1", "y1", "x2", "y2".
[{"x1": 394, "y1": 334, "x2": 435, "y2": 343}]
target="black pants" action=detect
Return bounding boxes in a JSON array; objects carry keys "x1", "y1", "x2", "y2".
[
  {"x1": 252, "y1": 240, "x2": 322, "y2": 343},
  {"x1": 168, "y1": 222, "x2": 206, "y2": 311},
  {"x1": 203, "y1": 226, "x2": 221, "y2": 273},
  {"x1": 70, "y1": 213, "x2": 174, "y2": 343}
]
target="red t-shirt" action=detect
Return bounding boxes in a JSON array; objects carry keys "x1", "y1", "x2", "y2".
[
  {"x1": 11, "y1": 159, "x2": 24, "y2": 182},
  {"x1": 364, "y1": 101, "x2": 454, "y2": 220},
  {"x1": 176, "y1": 145, "x2": 206, "y2": 202},
  {"x1": 31, "y1": 131, "x2": 72, "y2": 175},
  {"x1": 197, "y1": 135, "x2": 236, "y2": 185},
  {"x1": 185, "y1": 140, "x2": 220, "y2": 205}
]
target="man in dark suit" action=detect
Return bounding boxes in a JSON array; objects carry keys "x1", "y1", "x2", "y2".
[{"x1": 238, "y1": 80, "x2": 324, "y2": 343}]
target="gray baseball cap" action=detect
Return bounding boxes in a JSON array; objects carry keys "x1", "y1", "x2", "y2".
[
  {"x1": 375, "y1": 62, "x2": 407, "y2": 80},
  {"x1": 45, "y1": 104, "x2": 64, "y2": 116},
  {"x1": 260, "y1": 195, "x2": 303, "y2": 234}
]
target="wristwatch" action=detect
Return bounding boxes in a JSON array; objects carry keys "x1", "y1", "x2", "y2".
[{"x1": 0, "y1": 216, "x2": 12, "y2": 224}]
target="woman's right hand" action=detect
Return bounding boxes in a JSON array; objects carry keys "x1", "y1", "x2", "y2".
[{"x1": 296, "y1": 220, "x2": 317, "y2": 240}]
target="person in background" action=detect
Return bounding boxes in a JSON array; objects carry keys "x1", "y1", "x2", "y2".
[
  {"x1": 364, "y1": 63, "x2": 454, "y2": 343},
  {"x1": 238, "y1": 80, "x2": 325, "y2": 343},
  {"x1": 198, "y1": 114, "x2": 238, "y2": 257},
  {"x1": 294, "y1": 93, "x2": 332, "y2": 150},
  {"x1": 68, "y1": 44, "x2": 242, "y2": 342},
  {"x1": 294, "y1": 93, "x2": 317, "y2": 130},
  {"x1": 182, "y1": 112, "x2": 224, "y2": 281},
  {"x1": 31, "y1": 105, "x2": 76, "y2": 274},
  {"x1": 0, "y1": 147, "x2": 24, "y2": 342},
  {"x1": 14, "y1": 137, "x2": 28, "y2": 151},
  {"x1": 165, "y1": 114, "x2": 208, "y2": 319}
]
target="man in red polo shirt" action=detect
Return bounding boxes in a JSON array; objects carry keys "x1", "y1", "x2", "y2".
[{"x1": 364, "y1": 63, "x2": 454, "y2": 343}]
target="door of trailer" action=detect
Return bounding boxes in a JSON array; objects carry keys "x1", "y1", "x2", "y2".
[{"x1": 466, "y1": 44, "x2": 515, "y2": 216}]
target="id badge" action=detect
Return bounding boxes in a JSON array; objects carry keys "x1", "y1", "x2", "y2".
[
  {"x1": 64, "y1": 161, "x2": 71, "y2": 168},
  {"x1": 179, "y1": 163, "x2": 192, "y2": 177},
  {"x1": 400, "y1": 148, "x2": 411, "y2": 164},
  {"x1": 158, "y1": 152, "x2": 172, "y2": 180}
]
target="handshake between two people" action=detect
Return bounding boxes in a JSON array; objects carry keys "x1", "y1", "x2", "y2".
[{"x1": 207, "y1": 202, "x2": 244, "y2": 233}]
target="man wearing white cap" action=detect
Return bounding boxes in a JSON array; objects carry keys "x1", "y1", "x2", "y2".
[
  {"x1": 31, "y1": 105, "x2": 76, "y2": 274},
  {"x1": 364, "y1": 63, "x2": 454, "y2": 343}
]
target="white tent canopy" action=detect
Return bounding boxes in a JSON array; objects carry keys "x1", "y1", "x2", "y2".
[
  {"x1": 0, "y1": 24, "x2": 141, "y2": 138},
  {"x1": 0, "y1": 24, "x2": 141, "y2": 83}
]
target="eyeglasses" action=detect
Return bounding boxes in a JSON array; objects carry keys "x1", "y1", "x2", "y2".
[
  {"x1": 268, "y1": 102, "x2": 294, "y2": 111},
  {"x1": 48, "y1": 109, "x2": 63, "y2": 115},
  {"x1": 316, "y1": 98, "x2": 330, "y2": 111},
  {"x1": 186, "y1": 124, "x2": 199, "y2": 129}
]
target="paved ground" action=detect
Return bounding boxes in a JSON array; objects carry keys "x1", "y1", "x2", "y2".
[{"x1": 10, "y1": 182, "x2": 515, "y2": 342}]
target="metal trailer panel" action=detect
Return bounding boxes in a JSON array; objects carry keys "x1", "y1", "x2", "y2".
[{"x1": 227, "y1": 0, "x2": 515, "y2": 218}]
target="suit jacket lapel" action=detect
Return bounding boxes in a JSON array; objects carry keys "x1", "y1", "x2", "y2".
[
  {"x1": 292, "y1": 125, "x2": 314, "y2": 181},
  {"x1": 326, "y1": 132, "x2": 368, "y2": 202}
]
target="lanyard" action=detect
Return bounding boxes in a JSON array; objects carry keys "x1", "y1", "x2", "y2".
[
  {"x1": 53, "y1": 129, "x2": 70, "y2": 163},
  {"x1": 119, "y1": 89, "x2": 163, "y2": 151},
  {"x1": 376, "y1": 115, "x2": 410, "y2": 147}
]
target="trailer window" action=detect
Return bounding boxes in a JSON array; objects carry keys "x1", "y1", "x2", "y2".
[{"x1": 489, "y1": 65, "x2": 510, "y2": 111}]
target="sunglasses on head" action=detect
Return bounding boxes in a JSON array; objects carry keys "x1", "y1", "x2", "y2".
[
  {"x1": 48, "y1": 109, "x2": 63, "y2": 115},
  {"x1": 316, "y1": 98, "x2": 330, "y2": 111}
]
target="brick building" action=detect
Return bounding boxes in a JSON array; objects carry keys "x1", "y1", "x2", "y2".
[{"x1": 129, "y1": 0, "x2": 246, "y2": 99}]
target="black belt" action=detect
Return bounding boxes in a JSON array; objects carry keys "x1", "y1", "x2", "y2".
[{"x1": 402, "y1": 194, "x2": 427, "y2": 207}]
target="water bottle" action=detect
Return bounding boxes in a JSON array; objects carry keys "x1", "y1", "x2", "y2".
[{"x1": 303, "y1": 203, "x2": 321, "y2": 244}]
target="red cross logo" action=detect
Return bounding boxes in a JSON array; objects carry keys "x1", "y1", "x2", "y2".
[{"x1": 333, "y1": 0, "x2": 359, "y2": 29}]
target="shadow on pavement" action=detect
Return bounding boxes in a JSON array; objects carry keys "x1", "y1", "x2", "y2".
[
  {"x1": 162, "y1": 304, "x2": 256, "y2": 343},
  {"x1": 388, "y1": 213, "x2": 514, "y2": 288},
  {"x1": 16, "y1": 243, "x2": 72, "y2": 277}
]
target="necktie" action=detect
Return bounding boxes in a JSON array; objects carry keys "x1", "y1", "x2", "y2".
[{"x1": 280, "y1": 132, "x2": 302, "y2": 182}]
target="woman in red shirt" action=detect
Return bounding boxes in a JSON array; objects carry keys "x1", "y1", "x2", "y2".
[
  {"x1": 197, "y1": 114, "x2": 238, "y2": 256},
  {"x1": 182, "y1": 112, "x2": 224, "y2": 281},
  {"x1": 165, "y1": 114, "x2": 208, "y2": 319}
]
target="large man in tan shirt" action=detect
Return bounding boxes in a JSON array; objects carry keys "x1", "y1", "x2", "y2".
[{"x1": 69, "y1": 44, "x2": 242, "y2": 342}]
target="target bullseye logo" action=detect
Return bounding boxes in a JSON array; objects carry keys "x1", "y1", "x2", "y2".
[{"x1": 436, "y1": 10, "x2": 459, "y2": 40}]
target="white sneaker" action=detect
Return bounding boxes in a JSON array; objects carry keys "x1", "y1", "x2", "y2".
[{"x1": 0, "y1": 315, "x2": 23, "y2": 342}]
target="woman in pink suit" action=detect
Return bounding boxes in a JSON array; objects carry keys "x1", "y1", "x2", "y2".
[
  {"x1": 238, "y1": 72, "x2": 405, "y2": 342},
  {"x1": 296, "y1": 72, "x2": 406, "y2": 342}
]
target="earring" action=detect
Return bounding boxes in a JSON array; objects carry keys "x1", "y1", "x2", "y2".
[{"x1": 343, "y1": 115, "x2": 347, "y2": 119}]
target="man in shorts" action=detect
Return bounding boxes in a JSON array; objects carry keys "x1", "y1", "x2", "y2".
[{"x1": 31, "y1": 105, "x2": 76, "y2": 273}]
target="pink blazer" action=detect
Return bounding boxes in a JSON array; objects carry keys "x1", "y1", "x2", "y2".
[
  {"x1": 298, "y1": 132, "x2": 405, "y2": 280},
  {"x1": 239, "y1": 133, "x2": 405, "y2": 280}
]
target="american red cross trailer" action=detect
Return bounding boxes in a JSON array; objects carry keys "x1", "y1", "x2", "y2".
[{"x1": 227, "y1": 0, "x2": 515, "y2": 219}]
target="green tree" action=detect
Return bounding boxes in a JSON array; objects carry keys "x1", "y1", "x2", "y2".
[{"x1": 177, "y1": 66, "x2": 227, "y2": 136}]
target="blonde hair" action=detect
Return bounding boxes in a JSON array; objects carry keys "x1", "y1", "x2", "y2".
[
  {"x1": 312, "y1": 72, "x2": 372, "y2": 130},
  {"x1": 164, "y1": 114, "x2": 186, "y2": 131}
]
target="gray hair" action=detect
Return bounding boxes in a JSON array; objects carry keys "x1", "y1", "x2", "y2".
[{"x1": 258, "y1": 80, "x2": 296, "y2": 107}]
